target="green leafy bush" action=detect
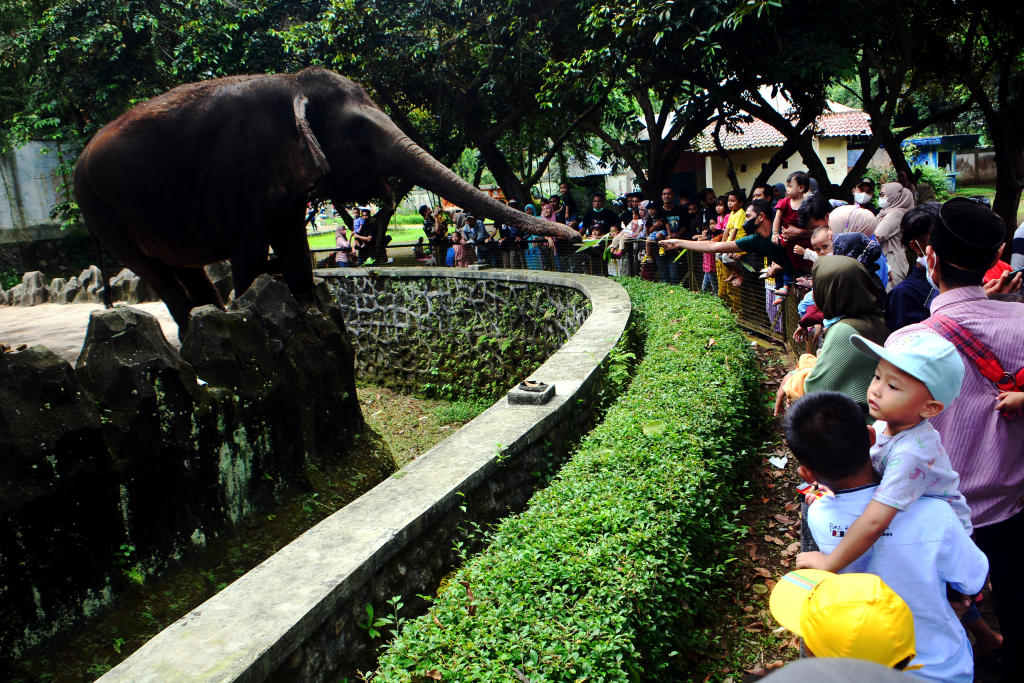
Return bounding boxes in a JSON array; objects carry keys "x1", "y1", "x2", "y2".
[{"x1": 374, "y1": 281, "x2": 766, "y2": 681}]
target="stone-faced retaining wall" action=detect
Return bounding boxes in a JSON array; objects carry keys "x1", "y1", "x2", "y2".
[
  {"x1": 100, "y1": 270, "x2": 631, "y2": 682},
  {"x1": 329, "y1": 271, "x2": 590, "y2": 400},
  {"x1": 0, "y1": 276, "x2": 368, "y2": 660}
]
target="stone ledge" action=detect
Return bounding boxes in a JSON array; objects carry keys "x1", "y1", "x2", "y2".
[{"x1": 101, "y1": 270, "x2": 631, "y2": 682}]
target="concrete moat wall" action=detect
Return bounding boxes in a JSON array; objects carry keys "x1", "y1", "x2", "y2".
[
  {"x1": 328, "y1": 269, "x2": 591, "y2": 399},
  {"x1": 0, "y1": 276, "x2": 368, "y2": 659},
  {"x1": 101, "y1": 270, "x2": 631, "y2": 682}
]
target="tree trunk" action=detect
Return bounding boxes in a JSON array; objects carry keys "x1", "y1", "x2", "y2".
[{"x1": 990, "y1": 120, "x2": 1024, "y2": 255}]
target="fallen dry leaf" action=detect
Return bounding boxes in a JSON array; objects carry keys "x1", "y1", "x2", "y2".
[
  {"x1": 742, "y1": 605, "x2": 754, "y2": 613},
  {"x1": 764, "y1": 535, "x2": 785, "y2": 546},
  {"x1": 786, "y1": 542, "x2": 800, "y2": 553},
  {"x1": 754, "y1": 567, "x2": 772, "y2": 578},
  {"x1": 773, "y1": 514, "x2": 793, "y2": 525},
  {"x1": 746, "y1": 543, "x2": 759, "y2": 561},
  {"x1": 784, "y1": 501, "x2": 800, "y2": 512},
  {"x1": 766, "y1": 660, "x2": 785, "y2": 670},
  {"x1": 745, "y1": 665, "x2": 767, "y2": 676},
  {"x1": 743, "y1": 625, "x2": 763, "y2": 634}
]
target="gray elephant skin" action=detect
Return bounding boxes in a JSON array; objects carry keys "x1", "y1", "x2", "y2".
[{"x1": 73, "y1": 67, "x2": 576, "y2": 332}]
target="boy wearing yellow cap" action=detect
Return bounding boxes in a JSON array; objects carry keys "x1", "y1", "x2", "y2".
[
  {"x1": 770, "y1": 570, "x2": 916, "y2": 669},
  {"x1": 784, "y1": 391, "x2": 988, "y2": 682}
]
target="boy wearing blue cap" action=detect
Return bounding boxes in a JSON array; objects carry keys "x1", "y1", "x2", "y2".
[{"x1": 796, "y1": 331, "x2": 971, "y2": 573}]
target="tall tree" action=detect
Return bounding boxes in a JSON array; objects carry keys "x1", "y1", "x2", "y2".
[
  {"x1": 946, "y1": 1, "x2": 1024, "y2": 240},
  {"x1": 560, "y1": 0, "x2": 776, "y2": 197}
]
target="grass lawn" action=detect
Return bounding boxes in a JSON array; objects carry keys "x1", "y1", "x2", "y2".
[
  {"x1": 955, "y1": 184, "x2": 1024, "y2": 223},
  {"x1": 308, "y1": 224, "x2": 423, "y2": 250}
]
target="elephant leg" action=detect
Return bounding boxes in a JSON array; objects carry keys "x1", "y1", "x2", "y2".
[
  {"x1": 76, "y1": 194, "x2": 196, "y2": 333},
  {"x1": 116, "y1": 253, "x2": 196, "y2": 333},
  {"x1": 229, "y1": 224, "x2": 272, "y2": 300},
  {"x1": 175, "y1": 267, "x2": 225, "y2": 311},
  {"x1": 268, "y1": 213, "x2": 314, "y2": 298}
]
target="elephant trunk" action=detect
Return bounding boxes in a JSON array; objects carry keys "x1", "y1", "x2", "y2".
[{"x1": 375, "y1": 115, "x2": 578, "y2": 241}]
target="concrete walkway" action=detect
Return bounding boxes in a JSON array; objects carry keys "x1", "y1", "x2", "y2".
[{"x1": 0, "y1": 302, "x2": 179, "y2": 364}]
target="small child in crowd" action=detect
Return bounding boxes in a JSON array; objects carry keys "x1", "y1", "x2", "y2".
[
  {"x1": 797, "y1": 331, "x2": 970, "y2": 573},
  {"x1": 772, "y1": 171, "x2": 811, "y2": 303},
  {"x1": 718, "y1": 191, "x2": 747, "y2": 285},
  {"x1": 700, "y1": 217, "x2": 719, "y2": 294},
  {"x1": 784, "y1": 390, "x2": 989, "y2": 682}
]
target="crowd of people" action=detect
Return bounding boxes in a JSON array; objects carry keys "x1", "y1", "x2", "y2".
[
  {"x1": 764, "y1": 195, "x2": 1021, "y2": 681},
  {"x1": 327, "y1": 174, "x2": 1024, "y2": 678}
]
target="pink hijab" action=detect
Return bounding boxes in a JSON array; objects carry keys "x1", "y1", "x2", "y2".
[{"x1": 829, "y1": 204, "x2": 877, "y2": 236}]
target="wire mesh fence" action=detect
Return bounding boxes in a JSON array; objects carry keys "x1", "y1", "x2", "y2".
[{"x1": 311, "y1": 235, "x2": 808, "y2": 354}]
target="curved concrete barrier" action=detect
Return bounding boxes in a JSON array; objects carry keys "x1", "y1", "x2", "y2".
[{"x1": 101, "y1": 269, "x2": 631, "y2": 682}]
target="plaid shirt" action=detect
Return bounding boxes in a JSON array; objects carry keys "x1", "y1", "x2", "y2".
[{"x1": 888, "y1": 286, "x2": 1024, "y2": 528}]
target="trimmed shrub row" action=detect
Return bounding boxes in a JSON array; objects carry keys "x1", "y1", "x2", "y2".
[{"x1": 373, "y1": 280, "x2": 766, "y2": 681}]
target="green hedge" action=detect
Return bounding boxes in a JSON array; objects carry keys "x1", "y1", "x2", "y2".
[{"x1": 374, "y1": 281, "x2": 766, "y2": 681}]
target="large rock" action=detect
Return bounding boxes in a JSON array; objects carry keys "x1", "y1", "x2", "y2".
[
  {"x1": 182, "y1": 274, "x2": 362, "y2": 466},
  {"x1": 72, "y1": 265, "x2": 106, "y2": 303},
  {"x1": 76, "y1": 306, "x2": 199, "y2": 415},
  {"x1": 205, "y1": 260, "x2": 234, "y2": 303},
  {"x1": 108, "y1": 268, "x2": 135, "y2": 302},
  {"x1": 0, "y1": 346, "x2": 109, "y2": 508},
  {"x1": 1, "y1": 275, "x2": 367, "y2": 658},
  {"x1": 127, "y1": 275, "x2": 158, "y2": 303},
  {"x1": 56, "y1": 276, "x2": 81, "y2": 304},
  {"x1": 47, "y1": 277, "x2": 67, "y2": 301},
  {"x1": 11, "y1": 271, "x2": 49, "y2": 306}
]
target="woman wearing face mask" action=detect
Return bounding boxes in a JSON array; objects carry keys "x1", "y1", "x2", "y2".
[{"x1": 874, "y1": 182, "x2": 915, "y2": 291}]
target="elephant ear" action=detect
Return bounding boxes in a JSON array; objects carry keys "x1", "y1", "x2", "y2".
[{"x1": 293, "y1": 94, "x2": 330, "y2": 175}]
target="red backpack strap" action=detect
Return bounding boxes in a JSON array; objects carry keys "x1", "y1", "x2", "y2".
[{"x1": 923, "y1": 314, "x2": 1024, "y2": 391}]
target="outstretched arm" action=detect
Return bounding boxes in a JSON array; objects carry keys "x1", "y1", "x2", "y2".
[
  {"x1": 660, "y1": 238, "x2": 739, "y2": 253},
  {"x1": 796, "y1": 500, "x2": 899, "y2": 571}
]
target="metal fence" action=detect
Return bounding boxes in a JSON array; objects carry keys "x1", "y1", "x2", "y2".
[{"x1": 312, "y1": 236, "x2": 807, "y2": 354}]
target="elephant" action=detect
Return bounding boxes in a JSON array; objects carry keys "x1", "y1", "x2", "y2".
[{"x1": 73, "y1": 67, "x2": 578, "y2": 333}]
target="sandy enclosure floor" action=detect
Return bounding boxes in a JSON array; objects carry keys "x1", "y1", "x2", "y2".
[{"x1": 0, "y1": 302, "x2": 178, "y2": 363}]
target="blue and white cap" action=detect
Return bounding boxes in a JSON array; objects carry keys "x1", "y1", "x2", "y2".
[{"x1": 850, "y1": 332, "x2": 965, "y2": 407}]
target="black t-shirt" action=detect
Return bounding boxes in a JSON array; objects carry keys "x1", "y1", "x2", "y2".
[
  {"x1": 659, "y1": 205, "x2": 695, "y2": 239},
  {"x1": 580, "y1": 208, "x2": 620, "y2": 235},
  {"x1": 735, "y1": 233, "x2": 797, "y2": 275}
]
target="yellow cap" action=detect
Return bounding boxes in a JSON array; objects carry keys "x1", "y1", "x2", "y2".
[{"x1": 769, "y1": 569, "x2": 916, "y2": 668}]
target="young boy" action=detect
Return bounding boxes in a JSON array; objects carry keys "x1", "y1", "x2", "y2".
[
  {"x1": 784, "y1": 391, "x2": 989, "y2": 682},
  {"x1": 796, "y1": 332, "x2": 969, "y2": 573}
]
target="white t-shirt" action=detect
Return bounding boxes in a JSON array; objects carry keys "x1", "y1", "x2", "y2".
[
  {"x1": 807, "y1": 485, "x2": 988, "y2": 683},
  {"x1": 871, "y1": 420, "x2": 973, "y2": 533}
]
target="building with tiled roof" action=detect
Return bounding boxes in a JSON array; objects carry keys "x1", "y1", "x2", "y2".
[{"x1": 691, "y1": 101, "x2": 873, "y2": 192}]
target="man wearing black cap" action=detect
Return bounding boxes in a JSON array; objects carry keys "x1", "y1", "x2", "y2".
[{"x1": 887, "y1": 197, "x2": 1024, "y2": 670}]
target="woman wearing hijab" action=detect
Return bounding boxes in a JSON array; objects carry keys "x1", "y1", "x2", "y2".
[
  {"x1": 829, "y1": 204, "x2": 888, "y2": 287},
  {"x1": 874, "y1": 182, "x2": 915, "y2": 291},
  {"x1": 774, "y1": 255, "x2": 889, "y2": 416}
]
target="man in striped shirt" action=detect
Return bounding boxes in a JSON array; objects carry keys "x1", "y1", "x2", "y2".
[{"x1": 887, "y1": 197, "x2": 1024, "y2": 672}]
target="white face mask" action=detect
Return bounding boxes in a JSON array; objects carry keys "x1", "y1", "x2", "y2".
[
  {"x1": 922, "y1": 254, "x2": 938, "y2": 290},
  {"x1": 853, "y1": 192, "x2": 870, "y2": 205},
  {"x1": 878, "y1": 196, "x2": 890, "y2": 210}
]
